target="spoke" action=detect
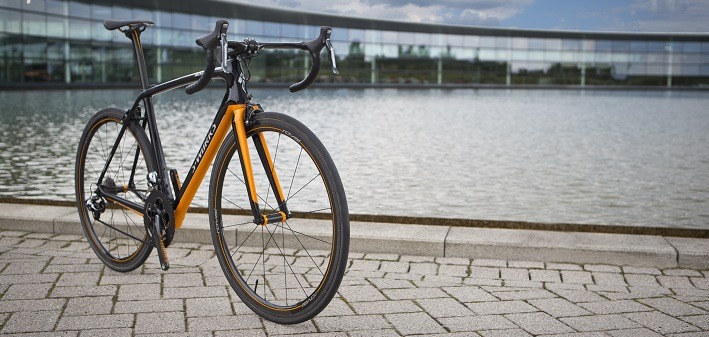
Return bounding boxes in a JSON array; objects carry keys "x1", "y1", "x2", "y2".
[
  {"x1": 226, "y1": 168, "x2": 278, "y2": 212},
  {"x1": 233, "y1": 224, "x2": 259, "y2": 259},
  {"x1": 263, "y1": 224, "x2": 309, "y2": 297},
  {"x1": 284, "y1": 173, "x2": 321, "y2": 204},
  {"x1": 284, "y1": 220, "x2": 325, "y2": 276},
  {"x1": 271, "y1": 221, "x2": 331, "y2": 246},
  {"x1": 222, "y1": 220, "x2": 256, "y2": 229},
  {"x1": 222, "y1": 196, "x2": 248, "y2": 213},
  {"x1": 286, "y1": 148, "x2": 303, "y2": 201}
]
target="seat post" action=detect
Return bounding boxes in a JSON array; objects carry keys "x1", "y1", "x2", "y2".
[{"x1": 126, "y1": 28, "x2": 150, "y2": 90}]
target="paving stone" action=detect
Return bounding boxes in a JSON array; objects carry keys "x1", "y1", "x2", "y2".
[
  {"x1": 63, "y1": 296, "x2": 113, "y2": 316},
  {"x1": 314, "y1": 314, "x2": 391, "y2": 332},
  {"x1": 368, "y1": 278, "x2": 414, "y2": 289},
  {"x1": 383, "y1": 287, "x2": 448, "y2": 300},
  {"x1": 2, "y1": 261, "x2": 47, "y2": 275},
  {"x1": 164, "y1": 273, "x2": 204, "y2": 287},
  {"x1": 264, "y1": 320, "x2": 318, "y2": 335},
  {"x1": 386, "y1": 312, "x2": 446, "y2": 335},
  {"x1": 546, "y1": 263, "x2": 583, "y2": 271},
  {"x1": 480, "y1": 329, "x2": 532, "y2": 337},
  {"x1": 691, "y1": 277, "x2": 709, "y2": 289},
  {"x1": 56, "y1": 313, "x2": 134, "y2": 330},
  {"x1": 0, "y1": 273, "x2": 59, "y2": 285},
  {"x1": 470, "y1": 267, "x2": 499, "y2": 279},
  {"x1": 1, "y1": 310, "x2": 60, "y2": 333},
  {"x1": 657, "y1": 276, "x2": 695, "y2": 289},
  {"x1": 350, "y1": 300, "x2": 421, "y2": 315},
  {"x1": 584, "y1": 264, "x2": 622, "y2": 273},
  {"x1": 76, "y1": 327, "x2": 133, "y2": 336},
  {"x1": 508, "y1": 260, "x2": 545, "y2": 269},
  {"x1": 349, "y1": 259, "x2": 381, "y2": 271},
  {"x1": 501, "y1": 280, "x2": 544, "y2": 289},
  {"x1": 339, "y1": 284, "x2": 386, "y2": 302},
  {"x1": 505, "y1": 312, "x2": 575, "y2": 335},
  {"x1": 436, "y1": 257, "x2": 471, "y2": 265},
  {"x1": 319, "y1": 297, "x2": 356, "y2": 316},
  {"x1": 578, "y1": 300, "x2": 653, "y2": 314},
  {"x1": 44, "y1": 263, "x2": 104, "y2": 273},
  {"x1": 624, "y1": 274, "x2": 661, "y2": 287},
  {"x1": 443, "y1": 286, "x2": 498, "y2": 302},
  {"x1": 499, "y1": 268, "x2": 528, "y2": 280},
  {"x1": 135, "y1": 312, "x2": 185, "y2": 334},
  {"x1": 593, "y1": 272, "x2": 628, "y2": 286},
  {"x1": 378, "y1": 261, "x2": 409, "y2": 273},
  {"x1": 113, "y1": 299, "x2": 184, "y2": 314},
  {"x1": 641, "y1": 298, "x2": 707, "y2": 317},
  {"x1": 465, "y1": 278, "x2": 504, "y2": 287},
  {"x1": 2, "y1": 283, "x2": 52, "y2": 300},
  {"x1": 664, "y1": 269, "x2": 704, "y2": 277},
  {"x1": 528, "y1": 298, "x2": 592, "y2": 317},
  {"x1": 118, "y1": 283, "x2": 161, "y2": 301},
  {"x1": 409, "y1": 262, "x2": 438, "y2": 275},
  {"x1": 348, "y1": 329, "x2": 401, "y2": 337},
  {"x1": 467, "y1": 300, "x2": 537, "y2": 315},
  {"x1": 56, "y1": 272, "x2": 100, "y2": 286},
  {"x1": 163, "y1": 286, "x2": 229, "y2": 299},
  {"x1": 560, "y1": 314, "x2": 642, "y2": 332},
  {"x1": 439, "y1": 264, "x2": 469, "y2": 277},
  {"x1": 416, "y1": 297, "x2": 472, "y2": 317},
  {"x1": 0, "y1": 298, "x2": 66, "y2": 313},
  {"x1": 364, "y1": 253, "x2": 399, "y2": 261},
  {"x1": 561, "y1": 270, "x2": 593, "y2": 284},
  {"x1": 471, "y1": 259, "x2": 507, "y2": 267},
  {"x1": 606, "y1": 328, "x2": 664, "y2": 337},
  {"x1": 624, "y1": 311, "x2": 700, "y2": 335},
  {"x1": 100, "y1": 273, "x2": 160, "y2": 285},
  {"x1": 680, "y1": 315, "x2": 709, "y2": 330},
  {"x1": 530, "y1": 269, "x2": 561, "y2": 283},
  {"x1": 50, "y1": 285, "x2": 117, "y2": 298},
  {"x1": 188, "y1": 315, "x2": 263, "y2": 331},
  {"x1": 399, "y1": 255, "x2": 435, "y2": 263},
  {"x1": 186, "y1": 297, "x2": 233, "y2": 317},
  {"x1": 439, "y1": 315, "x2": 517, "y2": 332},
  {"x1": 492, "y1": 289, "x2": 556, "y2": 300},
  {"x1": 622, "y1": 266, "x2": 662, "y2": 275}
]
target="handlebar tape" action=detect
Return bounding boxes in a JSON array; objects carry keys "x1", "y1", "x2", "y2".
[{"x1": 185, "y1": 49, "x2": 215, "y2": 95}]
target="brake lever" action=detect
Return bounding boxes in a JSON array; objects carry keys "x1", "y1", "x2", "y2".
[
  {"x1": 325, "y1": 38, "x2": 339, "y2": 75},
  {"x1": 220, "y1": 32, "x2": 229, "y2": 71}
]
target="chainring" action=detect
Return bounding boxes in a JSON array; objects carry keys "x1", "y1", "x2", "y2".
[{"x1": 144, "y1": 190, "x2": 176, "y2": 247}]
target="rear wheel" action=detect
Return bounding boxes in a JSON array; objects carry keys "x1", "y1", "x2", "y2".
[
  {"x1": 210, "y1": 112, "x2": 349, "y2": 324},
  {"x1": 75, "y1": 108, "x2": 155, "y2": 272}
]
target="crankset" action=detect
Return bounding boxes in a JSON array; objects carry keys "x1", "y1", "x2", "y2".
[{"x1": 144, "y1": 190, "x2": 175, "y2": 270}]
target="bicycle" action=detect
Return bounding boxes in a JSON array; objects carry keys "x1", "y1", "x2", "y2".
[{"x1": 74, "y1": 19, "x2": 349, "y2": 324}]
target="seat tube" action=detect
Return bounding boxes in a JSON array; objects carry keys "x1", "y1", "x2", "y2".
[{"x1": 128, "y1": 28, "x2": 150, "y2": 90}]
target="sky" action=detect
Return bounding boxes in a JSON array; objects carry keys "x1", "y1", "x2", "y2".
[{"x1": 226, "y1": 0, "x2": 709, "y2": 33}]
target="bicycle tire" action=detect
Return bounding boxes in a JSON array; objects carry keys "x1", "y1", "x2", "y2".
[
  {"x1": 209, "y1": 112, "x2": 349, "y2": 324},
  {"x1": 75, "y1": 108, "x2": 155, "y2": 272}
]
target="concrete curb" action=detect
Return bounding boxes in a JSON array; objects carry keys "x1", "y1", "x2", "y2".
[{"x1": 1, "y1": 203, "x2": 707, "y2": 269}]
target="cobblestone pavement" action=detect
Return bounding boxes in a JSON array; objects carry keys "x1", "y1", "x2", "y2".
[{"x1": 1, "y1": 229, "x2": 708, "y2": 336}]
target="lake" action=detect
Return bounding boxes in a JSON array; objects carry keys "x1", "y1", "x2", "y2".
[{"x1": 1, "y1": 88, "x2": 708, "y2": 229}]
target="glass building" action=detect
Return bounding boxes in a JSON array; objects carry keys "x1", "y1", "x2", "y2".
[{"x1": 2, "y1": 0, "x2": 708, "y2": 89}]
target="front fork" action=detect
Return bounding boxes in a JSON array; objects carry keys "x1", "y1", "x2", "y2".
[{"x1": 232, "y1": 104, "x2": 290, "y2": 226}]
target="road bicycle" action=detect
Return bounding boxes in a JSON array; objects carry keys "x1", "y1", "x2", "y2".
[{"x1": 74, "y1": 19, "x2": 349, "y2": 324}]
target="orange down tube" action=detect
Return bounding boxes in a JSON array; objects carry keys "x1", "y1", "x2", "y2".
[{"x1": 173, "y1": 104, "x2": 245, "y2": 229}]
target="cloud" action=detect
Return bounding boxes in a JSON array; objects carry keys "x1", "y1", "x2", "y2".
[
  {"x1": 612, "y1": 0, "x2": 709, "y2": 32},
  {"x1": 227, "y1": 0, "x2": 532, "y2": 26}
]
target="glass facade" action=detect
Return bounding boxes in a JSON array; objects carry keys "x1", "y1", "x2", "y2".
[{"x1": 2, "y1": 0, "x2": 708, "y2": 88}]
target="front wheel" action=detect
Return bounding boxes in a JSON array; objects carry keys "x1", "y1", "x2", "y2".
[{"x1": 209, "y1": 112, "x2": 349, "y2": 324}]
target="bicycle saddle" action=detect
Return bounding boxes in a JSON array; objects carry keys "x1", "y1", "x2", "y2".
[{"x1": 103, "y1": 19, "x2": 154, "y2": 31}]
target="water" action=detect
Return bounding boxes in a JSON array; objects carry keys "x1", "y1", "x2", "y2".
[{"x1": 1, "y1": 88, "x2": 708, "y2": 229}]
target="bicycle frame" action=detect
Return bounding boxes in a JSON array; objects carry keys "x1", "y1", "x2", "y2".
[{"x1": 96, "y1": 26, "x2": 289, "y2": 231}]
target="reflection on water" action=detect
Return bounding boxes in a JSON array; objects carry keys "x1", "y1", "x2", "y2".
[{"x1": 1, "y1": 88, "x2": 708, "y2": 229}]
